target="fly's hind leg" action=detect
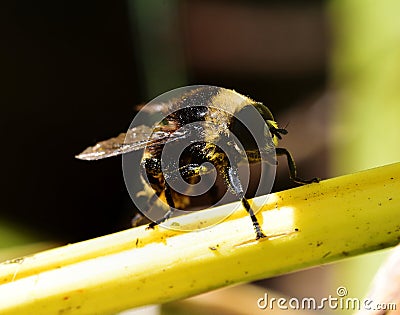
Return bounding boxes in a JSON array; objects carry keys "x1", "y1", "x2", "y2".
[
  {"x1": 147, "y1": 163, "x2": 206, "y2": 229},
  {"x1": 147, "y1": 182, "x2": 176, "y2": 229},
  {"x1": 140, "y1": 157, "x2": 176, "y2": 229},
  {"x1": 276, "y1": 147, "x2": 320, "y2": 184},
  {"x1": 131, "y1": 193, "x2": 158, "y2": 227}
]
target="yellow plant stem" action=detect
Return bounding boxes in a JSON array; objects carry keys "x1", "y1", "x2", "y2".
[{"x1": 0, "y1": 162, "x2": 399, "y2": 315}]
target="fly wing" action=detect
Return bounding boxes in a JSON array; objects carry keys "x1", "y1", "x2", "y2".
[
  {"x1": 76, "y1": 125, "x2": 158, "y2": 160},
  {"x1": 133, "y1": 101, "x2": 172, "y2": 114},
  {"x1": 75, "y1": 123, "x2": 193, "y2": 161}
]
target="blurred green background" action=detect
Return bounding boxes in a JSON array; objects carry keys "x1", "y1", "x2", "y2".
[{"x1": 1, "y1": 0, "x2": 399, "y2": 314}]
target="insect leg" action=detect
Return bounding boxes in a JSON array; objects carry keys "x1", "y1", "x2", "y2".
[
  {"x1": 148, "y1": 182, "x2": 176, "y2": 229},
  {"x1": 131, "y1": 212, "x2": 147, "y2": 227},
  {"x1": 178, "y1": 163, "x2": 203, "y2": 178},
  {"x1": 177, "y1": 163, "x2": 215, "y2": 178},
  {"x1": 276, "y1": 147, "x2": 320, "y2": 184},
  {"x1": 241, "y1": 197, "x2": 265, "y2": 239},
  {"x1": 140, "y1": 157, "x2": 176, "y2": 229},
  {"x1": 131, "y1": 193, "x2": 159, "y2": 227},
  {"x1": 222, "y1": 163, "x2": 266, "y2": 240}
]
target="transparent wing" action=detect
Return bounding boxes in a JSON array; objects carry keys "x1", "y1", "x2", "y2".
[
  {"x1": 75, "y1": 124, "x2": 193, "y2": 161},
  {"x1": 76, "y1": 125, "x2": 157, "y2": 160},
  {"x1": 133, "y1": 101, "x2": 171, "y2": 114}
]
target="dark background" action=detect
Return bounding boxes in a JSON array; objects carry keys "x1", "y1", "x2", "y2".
[{"x1": 0, "y1": 0, "x2": 328, "y2": 243}]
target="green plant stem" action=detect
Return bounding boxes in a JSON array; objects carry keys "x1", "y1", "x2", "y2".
[{"x1": 0, "y1": 162, "x2": 399, "y2": 315}]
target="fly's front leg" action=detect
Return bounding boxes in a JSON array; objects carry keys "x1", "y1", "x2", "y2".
[{"x1": 276, "y1": 147, "x2": 320, "y2": 184}]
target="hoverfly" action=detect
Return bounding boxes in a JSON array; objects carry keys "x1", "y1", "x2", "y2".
[{"x1": 76, "y1": 86, "x2": 319, "y2": 239}]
